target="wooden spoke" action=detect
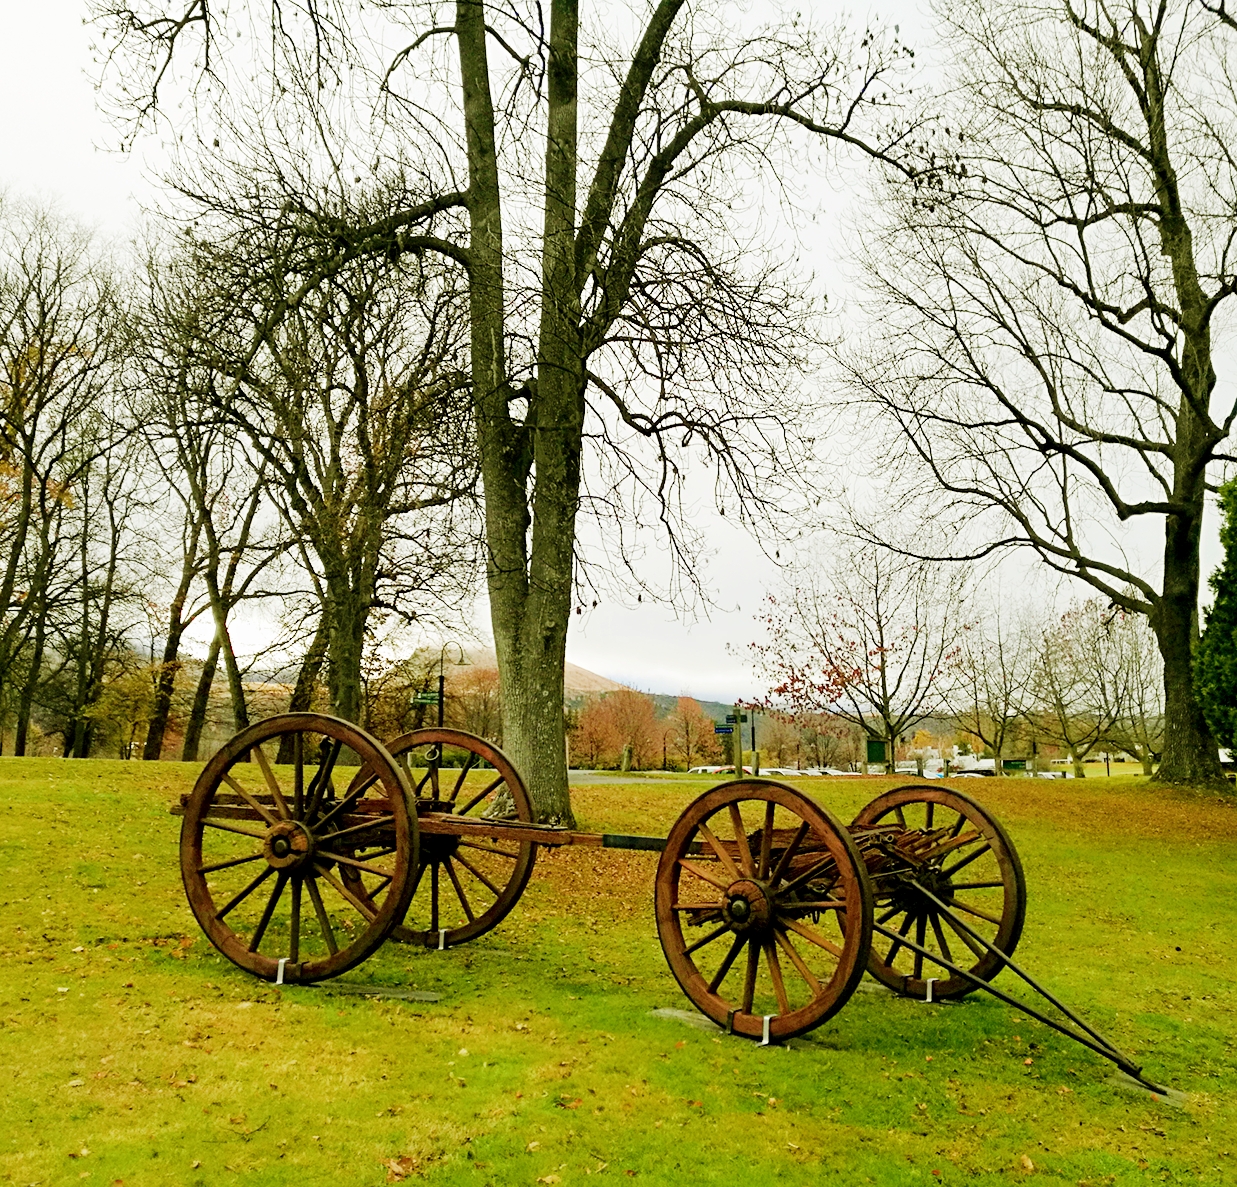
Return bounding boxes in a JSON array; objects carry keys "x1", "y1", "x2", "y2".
[
  {"x1": 317, "y1": 777, "x2": 378, "y2": 833},
  {"x1": 774, "y1": 928, "x2": 822, "y2": 996},
  {"x1": 683, "y1": 922, "x2": 733, "y2": 957},
  {"x1": 924, "y1": 801, "x2": 934, "y2": 831},
  {"x1": 308, "y1": 739, "x2": 342, "y2": 811},
  {"x1": 316, "y1": 849, "x2": 397, "y2": 879},
  {"x1": 289, "y1": 876, "x2": 302, "y2": 963},
  {"x1": 876, "y1": 903, "x2": 904, "y2": 925},
  {"x1": 764, "y1": 938, "x2": 791, "y2": 1015},
  {"x1": 758, "y1": 800, "x2": 776, "y2": 880},
  {"x1": 430, "y1": 861, "x2": 440, "y2": 932},
  {"x1": 929, "y1": 910, "x2": 954, "y2": 965},
  {"x1": 696, "y1": 822, "x2": 742, "y2": 881},
  {"x1": 202, "y1": 818, "x2": 267, "y2": 840},
  {"x1": 708, "y1": 934, "x2": 746, "y2": 993},
  {"x1": 293, "y1": 733, "x2": 305, "y2": 818},
  {"x1": 676, "y1": 858, "x2": 731, "y2": 892},
  {"x1": 671, "y1": 902, "x2": 723, "y2": 911},
  {"x1": 768, "y1": 821, "x2": 810, "y2": 888},
  {"x1": 452, "y1": 851, "x2": 503, "y2": 897},
  {"x1": 950, "y1": 880, "x2": 1005, "y2": 891},
  {"x1": 728, "y1": 804, "x2": 756, "y2": 876},
  {"x1": 777, "y1": 856, "x2": 835, "y2": 899},
  {"x1": 444, "y1": 860, "x2": 475, "y2": 922},
  {"x1": 941, "y1": 841, "x2": 993, "y2": 880},
  {"x1": 782, "y1": 915, "x2": 845, "y2": 960},
  {"x1": 250, "y1": 744, "x2": 291, "y2": 820},
  {"x1": 939, "y1": 910, "x2": 988, "y2": 959},
  {"x1": 913, "y1": 912, "x2": 927, "y2": 980},
  {"x1": 741, "y1": 938, "x2": 759, "y2": 1014},
  {"x1": 305, "y1": 874, "x2": 338, "y2": 955},
  {"x1": 949, "y1": 812, "x2": 967, "y2": 837},
  {"x1": 893, "y1": 804, "x2": 906, "y2": 827},
  {"x1": 316, "y1": 865, "x2": 378, "y2": 922},
  {"x1": 427, "y1": 762, "x2": 441, "y2": 801},
  {"x1": 249, "y1": 872, "x2": 289, "y2": 952},
  {"x1": 457, "y1": 775, "x2": 505, "y2": 817},
  {"x1": 221, "y1": 772, "x2": 281, "y2": 827},
  {"x1": 216, "y1": 866, "x2": 275, "y2": 920},
  {"x1": 943, "y1": 897, "x2": 1003, "y2": 926},
  {"x1": 449, "y1": 754, "x2": 479, "y2": 801},
  {"x1": 198, "y1": 851, "x2": 264, "y2": 875},
  {"x1": 884, "y1": 911, "x2": 916, "y2": 967}
]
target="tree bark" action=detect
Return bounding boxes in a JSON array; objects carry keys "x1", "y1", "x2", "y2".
[
  {"x1": 276, "y1": 614, "x2": 329, "y2": 762},
  {"x1": 457, "y1": 0, "x2": 577, "y2": 825},
  {"x1": 143, "y1": 525, "x2": 201, "y2": 760},
  {"x1": 181, "y1": 632, "x2": 221, "y2": 762}
]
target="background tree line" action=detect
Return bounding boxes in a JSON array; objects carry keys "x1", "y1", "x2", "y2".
[{"x1": 0, "y1": 193, "x2": 481, "y2": 758}]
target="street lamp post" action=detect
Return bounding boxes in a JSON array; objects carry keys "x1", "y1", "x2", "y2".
[{"x1": 437, "y1": 642, "x2": 469, "y2": 728}]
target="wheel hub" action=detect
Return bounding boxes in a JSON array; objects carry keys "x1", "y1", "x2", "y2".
[
  {"x1": 263, "y1": 821, "x2": 314, "y2": 870},
  {"x1": 724, "y1": 879, "x2": 772, "y2": 932}
]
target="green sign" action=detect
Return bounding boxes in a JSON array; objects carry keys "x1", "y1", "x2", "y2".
[
  {"x1": 1004, "y1": 759, "x2": 1027, "y2": 770},
  {"x1": 866, "y1": 738, "x2": 888, "y2": 763},
  {"x1": 413, "y1": 691, "x2": 440, "y2": 705}
]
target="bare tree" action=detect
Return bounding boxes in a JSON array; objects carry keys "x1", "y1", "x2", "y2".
[
  {"x1": 181, "y1": 238, "x2": 480, "y2": 725},
  {"x1": 951, "y1": 597, "x2": 1033, "y2": 773},
  {"x1": 839, "y1": 0, "x2": 1237, "y2": 787},
  {"x1": 1027, "y1": 599, "x2": 1126, "y2": 777},
  {"x1": 92, "y1": 0, "x2": 918, "y2": 822},
  {"x1": 753, "y1": 545, "x2": 967, "y2": 771},
  {"x1": 1103, "y1": 606, "x2": 1165, "y2": 773}
]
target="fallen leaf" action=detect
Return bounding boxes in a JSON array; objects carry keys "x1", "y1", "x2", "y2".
[
  {"x1": 787, "y1": 1142, "x2": 800, "y2": 1152},
  {"x1": 1024, "y1": 1058, "x2": 1033, "y2": 1066},
  {"x1": 536, "y1": 1177, "x2": 561, "y2": 1185},
  {"x1": 385, "y1": 1155, "x2": 417, "y2": 1182},
  {"x1": 527, "y1": 1141, "x2": 541, "y2": 1152},
  {"x1": 67, "y1": 1079, "x2": 84, "y2": 1088},
  {"x1": 1020, "y1": 1154, "x2": 1035, "y2": 1172},
  {"x1": 675, "y1": 1040, "x2": 687, "y2": 1049}
]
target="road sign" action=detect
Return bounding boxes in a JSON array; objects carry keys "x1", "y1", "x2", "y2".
[
  {"x1": 725, "y1": 713, "x2": 748, "y2": 724},
  {"x1": 866, "y1": 738, "x2": 887, "y2": 763},
  {"x1": 413, "y1": 691, "x2": 441, "y2": 705},
  {"x1": 714, "y1": 725, "x2": 734, "y2": 735}
]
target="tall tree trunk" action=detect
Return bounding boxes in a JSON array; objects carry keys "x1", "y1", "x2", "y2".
[
  {"x1": 14, "y1": 600, "x2": 47, "y2": 757},
  {"x1": 144, "y1": 524, "x2": 201, "y2": 760},
  {"x1": 276, "y1": 614, "x2": 330, "y2": 762},
  {"x1": 325, "y1": 578, "x2": 368, "y2": 724},
  {"x1": 182, "y1": 633, "x2": 221, "y2": 762},
  {"x1": 459, "y1": 0, "x2": 580, "y2": 825}
]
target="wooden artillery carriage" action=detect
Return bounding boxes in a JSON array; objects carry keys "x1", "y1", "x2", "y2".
[{"x1": 176, "y1": 713, "x2": 1163, "y2": 1089}]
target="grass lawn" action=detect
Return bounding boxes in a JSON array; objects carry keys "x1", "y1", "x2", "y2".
[{"x1": 1, "y1": 760, "x2": 1235, "y2": 1186}]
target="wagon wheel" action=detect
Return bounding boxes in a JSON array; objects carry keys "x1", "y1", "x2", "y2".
[
  {"x1": 655, "y1": 780, "x2": 873, "y2": 1042},
  {"x1": 347, "y1": 729, "x2": 536, "y2": 949},
  {"x1": 180, "y1": 713, "x2": 417, "y2": 983},
  {"x1": 851, "y1": 784, "x2": 1026, "y2": 999}
]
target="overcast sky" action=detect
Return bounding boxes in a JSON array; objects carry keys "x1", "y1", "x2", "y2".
[{"x1": 3, "y1": 1, "x2": 1214, "y2": 705}]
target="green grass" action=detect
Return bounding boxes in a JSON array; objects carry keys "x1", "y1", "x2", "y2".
[{"x1": 2, "y1": 761, "x2": 1236, "y2": 1186}]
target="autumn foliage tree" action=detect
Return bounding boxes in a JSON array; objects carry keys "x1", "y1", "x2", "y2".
[{"x1": 752, "y1": 548, "x2": 966, "y2": 770}]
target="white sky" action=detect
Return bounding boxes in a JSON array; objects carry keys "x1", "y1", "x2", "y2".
[{"x1": 0, "y1": 1, "x2": 1221, "y2": 705}]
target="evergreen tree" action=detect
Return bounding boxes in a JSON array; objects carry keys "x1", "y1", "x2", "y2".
[{"x1": 1196, "y1": 481, "x2": 1237, "y2": 751}]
